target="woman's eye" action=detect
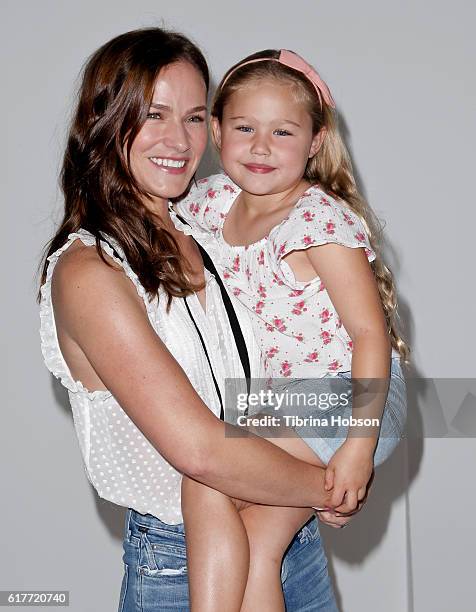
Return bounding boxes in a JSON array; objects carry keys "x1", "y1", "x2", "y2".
[
  {"x1": 237, "y1": 126, "x2": 253, "y2": 133},
  {"x1": 274, "y1": 129, "x2": 292, "y2": 136},
  {"x1": 147, "y1": 112, "x2": 161, "y2": 120}
]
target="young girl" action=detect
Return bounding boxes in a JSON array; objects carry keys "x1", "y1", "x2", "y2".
[{"x1": 175, "y1": 49, "x2": 408, "y2": 611}]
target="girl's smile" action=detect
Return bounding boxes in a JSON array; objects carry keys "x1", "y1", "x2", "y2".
[{"x1": 212, "y1": 80, "x2": 322, "y2": 198}]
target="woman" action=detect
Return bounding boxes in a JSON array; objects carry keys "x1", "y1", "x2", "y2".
[{"x1": 39, "y1": 28, "x2": 357, "y2": 611}]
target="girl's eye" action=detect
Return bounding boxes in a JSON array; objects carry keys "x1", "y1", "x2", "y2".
[
  {"x1": 147, "y1": 112, "x2": 161, "y2": 120},
  {"x1": 187, "y1": 115, "x2": 205, "y2": 123},
  {"x1": 236, "y1": 126, "x2": 253, "y2": 133},
  {"x1": 274, "y1": 129, "x2": 292, "y2": 136}
]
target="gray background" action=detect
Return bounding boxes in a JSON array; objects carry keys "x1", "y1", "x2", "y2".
[{"x1": 2, "y1": 1, "x2": 475, "y2": 610}]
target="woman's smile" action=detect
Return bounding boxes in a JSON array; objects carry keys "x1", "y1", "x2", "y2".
[{"x1": 149, "y1": 156, "x2": 190, "y2": 173}]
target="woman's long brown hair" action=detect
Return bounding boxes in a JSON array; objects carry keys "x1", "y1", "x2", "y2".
[{"x1": 39, "y1": 27, "x2": 209, "y2": 306}]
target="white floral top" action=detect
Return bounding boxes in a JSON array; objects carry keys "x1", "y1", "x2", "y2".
[{"x1": 176, "y1": 173, "x2": 384, "y2": 379}]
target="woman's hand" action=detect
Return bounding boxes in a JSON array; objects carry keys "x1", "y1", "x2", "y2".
[{"x1": 324, "y1": 440, "x2": 374, "y2": 514}]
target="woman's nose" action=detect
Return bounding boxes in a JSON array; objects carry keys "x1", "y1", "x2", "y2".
[
  {"x1": 250, "y1": 132, "x2": 271, "y2": 156},
  {"x1": 162, "y1": 120, "x2": 191, "y2": 153}
]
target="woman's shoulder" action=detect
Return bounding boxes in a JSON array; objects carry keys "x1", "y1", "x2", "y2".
[{"x1": 49, "y1": 233, "x2": 144, "y2": 316}]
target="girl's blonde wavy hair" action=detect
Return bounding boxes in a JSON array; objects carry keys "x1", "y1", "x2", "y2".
[{"x1": 212, "y1": 49, "x2": 410, "y2": 362}]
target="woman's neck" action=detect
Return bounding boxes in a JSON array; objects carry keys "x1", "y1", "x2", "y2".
[{"x1": 143, "y1": 195, "x2": 176, "y2": 232}]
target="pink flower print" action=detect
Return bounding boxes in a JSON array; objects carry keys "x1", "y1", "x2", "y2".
[
  {"x1": 291, "y1": 300, "x2": 308, "y2": 315},
  {"x1": 302, "y1": 210, "x2": 315, "y2": 222},
  {"x1": 219, "y1": 212, "x2": 227, "y2": 219},
  {"x1": 319, "y1": 308, "x2": 333, "y2": 324},
  {"x1": 233, "y1": 287, "x2": 242, "y2": 296},
  {"x1": 304, "y1": 350, "x2": 319, "y2": 363},
  {"x1": 189, "y1": 202, "x2": 200, "y2": 216},
  {"x1": 223, "y1": 184, "x2": 236, "y2": 193},
  {"x1": 364, "y1": 247, "x2": 373, "y2": 259},
  {"x1": 278, "y1": 242, "x2": 288, "y2": 258},
  {"x1": 204, "y1": 205, "x2": 211, "y2": 215},
  {"x1": 280, "y1": 361, "x2": 292, "y2": 377},
  {"x1": 342, "y1": 212, "x2": 355, "y2": 225},
  {"x1": 336, "y1": 317, "x2": 343, "y2": 329},
  {"x1": 257, "y1": 250, "x2": 265, "y2": 265},
  {"x1": 320, "y1": 330, "x2": 333, "y2": 345},
  {"x1": 294, "y1": 333, "x2": 305, "y2": 343},
  {"x1": 303, "y1": 235, "x2": 314, "y2": 246},
  {"x1": 258, "y1": 283, "x2": 267, "y2": 298},
  {"x1": 266, "y1": 346, "x2": 280, "y2": 360},
  {"x1": 355, "y1": 231, "x2": 366, "y2": 243},
  {"x1": 325, "y1": 220, "x2": 336, "y2": 235},
  {"x1": 347, "y1": 340, "x2": 353, "y2": 351},
  {"x1": 223, "y1": 270, "x2": 231, "y2": 279},
  {"x1": 272, "y1": 272, "x2": 285, "y2": 286},
  {"x1": 272, "y1": 317, "x2": 287, "y2": 333},
  {"x1": 207, "y1": 189, "x2": 217, "y2": 199},
  {"x1": 254, "y1": 300, "x2": 265, "y2": 315},
  {"x1": 318, "y1": 280, "x2": 325, "y2": 292},
  {"x1": 321, "y1": 196, "x2": 331, "y2": 206},
  {"x1": 245, "y1": 267, "x2": 252, "y2": 281},
  {"x1": 265, "y1": 323, "x2": 275, "y2": 332},
  {"x1": 328, "y1": 360, "x2": 342, "y2": 371},
  {"x1": 232, "y1": 255, "x2": 240, "y2": 272},
  {"x1": 198, "y1": 178, "x2": 208, "y2": 184},
  {"x1": 289, "y1": 289, "x2": 304, "y2": 297}
]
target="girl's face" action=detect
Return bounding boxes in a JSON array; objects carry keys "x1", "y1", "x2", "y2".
[
  {"x1": 212, "y1": 80, "x2": 323, "y2": 197},
  {"x1": 129, "y1": 61, "x2": 208, "y2": 209}
]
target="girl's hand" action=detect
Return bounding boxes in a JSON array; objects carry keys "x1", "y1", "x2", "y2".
[{"x1": 324, "y1": 440, "x2": 374, "y2": 514}]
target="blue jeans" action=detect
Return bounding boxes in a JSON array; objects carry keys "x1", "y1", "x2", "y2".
[
  {"x1": 118, "y1": 509, "x2": 338, "y2": 611},
  {"x1": 272, "y1": 357, "x2": 407, "y2": 467}
]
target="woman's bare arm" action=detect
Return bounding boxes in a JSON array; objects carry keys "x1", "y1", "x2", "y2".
[{"x1": 52, "y1": 245, "x2": 333, "y2": 509}]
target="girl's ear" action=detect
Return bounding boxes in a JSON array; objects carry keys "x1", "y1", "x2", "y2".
[
  {"x1": 309, "y1": 127, "x2": 327, "y2": 158},
  {"x1": 211, "y1": 117, "x2": 222, "y2": 149}
]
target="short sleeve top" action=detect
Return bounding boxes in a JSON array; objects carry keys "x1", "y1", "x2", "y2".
[{"x1": 176, "y1": 174, "x2": 379, "y2": 379}]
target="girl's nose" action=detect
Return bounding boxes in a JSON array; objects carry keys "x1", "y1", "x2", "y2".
[{"x1": 250, "y1": 133, "x2": 271, "y2": 156}]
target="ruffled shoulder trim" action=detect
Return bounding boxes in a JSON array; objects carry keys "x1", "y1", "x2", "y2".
[
  {"x1": 174, "y1": 173, "x2": 240, "y2": 233},
  {"x1": 270, "y1": 189, "x2": 376, "y2": 263},
  {"x1": 39, "y1": 229, "x2": 155, "y2": 397}
]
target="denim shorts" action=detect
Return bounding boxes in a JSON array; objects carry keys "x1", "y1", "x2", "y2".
[
  {"x1": 272, "y1": 356, "x2": 407, "y2": 467},
  {"x1": 118, "y1": 509, "x2": 338, "y2": 611}
]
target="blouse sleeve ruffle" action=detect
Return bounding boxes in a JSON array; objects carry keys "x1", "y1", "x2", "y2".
[
  {"x1": 268, "y1": 192, "x2": 376, "y2": 286},
  {"x1": 175, "y1": 173, "x2": 234, "y2": 233}
]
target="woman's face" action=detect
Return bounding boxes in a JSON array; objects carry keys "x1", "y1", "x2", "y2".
[{"x1": 129, "y1": 61, "x2": 208, "y2": 209}]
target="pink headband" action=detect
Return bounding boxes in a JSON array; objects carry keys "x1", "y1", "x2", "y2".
[{"x1": 220, "y1": 49, "x2": 335, "y2": 109}]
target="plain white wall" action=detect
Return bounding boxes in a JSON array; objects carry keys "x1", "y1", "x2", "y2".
[{"x1": 2, "y1": 1, "x2": 475, "y2": 611}]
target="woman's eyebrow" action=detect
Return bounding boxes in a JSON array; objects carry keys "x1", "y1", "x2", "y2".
[{"x1": 150, "y1": 103, "x2": 207, "y2": 113}]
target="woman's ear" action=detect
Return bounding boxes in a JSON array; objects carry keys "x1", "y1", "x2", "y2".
[
  {"x1": 309, "y1": 127, "x2": 327, "y2": 158},
  {"x1": 210, "y1": 117, "x2": 222, "y2": 149}
]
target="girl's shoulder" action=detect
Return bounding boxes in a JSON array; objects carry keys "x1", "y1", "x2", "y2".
[
  {"x1": 175, "y1": 173, "x2": 240, "y2": 231},
  {"x1": 270, "y1": 186, "x2": 375, "y2": 262}
]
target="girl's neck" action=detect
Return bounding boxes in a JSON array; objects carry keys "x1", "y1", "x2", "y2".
[{"x1": 239, "y1": 179, "x2": 311, "y2": 217}]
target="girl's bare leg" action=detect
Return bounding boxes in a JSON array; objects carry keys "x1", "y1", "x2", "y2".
[
  {"x1": 239, "y1": 435, "x2": 325, "y2": 612},
  {"x1": 182, "y1": 434, "x2": 326, "y2": 611},
  {"x1": 239, "y1": 504, "x2": 314, "y2": 612},
  {"x1": 181, "y1": 475, "x2": 250, "y2": 612}
]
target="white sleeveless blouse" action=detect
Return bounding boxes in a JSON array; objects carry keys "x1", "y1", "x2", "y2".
[{"x1": 40, "y1": 228, "x2": 260, "y2": 524}]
